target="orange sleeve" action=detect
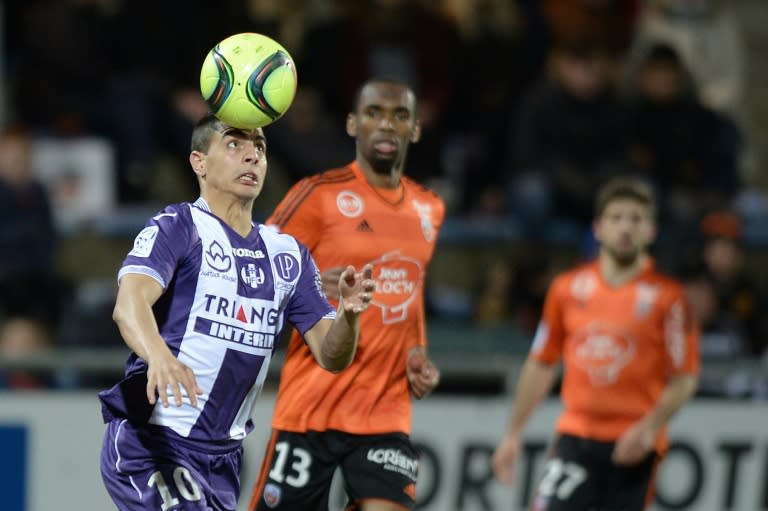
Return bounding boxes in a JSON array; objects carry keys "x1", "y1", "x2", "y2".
[
  {"x1": 266, "y1": 178, "x2": 325, "y2": 250},
  {"x1": 662, "y1": 286, "x2": 701, "y2": 376},
  {"x1": 529, "y1": 274, "x2": 567, "y2": 365}
]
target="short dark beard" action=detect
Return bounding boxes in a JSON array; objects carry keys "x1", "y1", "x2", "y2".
[
  {"x1": 370, "y1": 156, "x2": 396, "y2": 176},
  {"x1": 607, "y1": 246, "x2": 641, "y2": 267}
]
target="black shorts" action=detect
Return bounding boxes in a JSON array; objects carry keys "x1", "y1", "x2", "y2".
[
  {"x1": 250, "y1": 429, "x2": 418, "y2": 511},
  {"x1": 530, "y1": 434, "x2": 660, "y2": 511}
]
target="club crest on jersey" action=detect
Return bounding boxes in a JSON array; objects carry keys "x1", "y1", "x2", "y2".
[
  {"x1": 571, "y1": 271, "x2": 597, "y2": 303},
  {"x1": 337, "y1": 190, "x2": 364, "y2": 217},
  {"x1": 263, "y1": 483, "x2": 282, "y2": 508},
  {"x1": 205, "y1": 241, "x2": 232, "y2": 272},
  {"x1": 241, "y1": 263, "x2": 265, "y2": 288},
  {"x1": 412, "y1": 200, "x2": 435, "y2": 242}
]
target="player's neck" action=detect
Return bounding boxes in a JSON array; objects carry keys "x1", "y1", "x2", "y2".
[
  {"x1": 204, "y1": 195, "x2": 254, "y2": 237},
  {"x1": 598, "y1": 252, "x2": 648, "y2": 287}
]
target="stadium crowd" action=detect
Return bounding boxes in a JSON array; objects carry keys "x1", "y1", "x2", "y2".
[{"x1": 1, "y1": 0, "x2": 767, "y2": 396}]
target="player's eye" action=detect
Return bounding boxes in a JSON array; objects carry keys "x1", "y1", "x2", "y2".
[
  {"x1": 395, "y1": 111, "x2": 410, "y2": 121},
  {"x1": 227, "y1": 140, "x2": 239, "y2": 149}
]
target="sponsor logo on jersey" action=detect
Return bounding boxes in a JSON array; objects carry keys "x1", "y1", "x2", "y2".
[
  {"x1": 232, "y1": 247, "x2": 265, "y2": 259},
  {"x1": 205, "y1": 241, "x2": 232, "y2": 272},
  {"x1": 336, "y1": 190, "x2": 364, "y2": 217},
  {"x1": 194, "y1": 317, "x2": 275, "y2": 349},
  {"x1": 241, "y1": 263, "x2": 266, "y2": 288},
  {"x1": 273, "y1": 253, "x2": 300, "y2": 281},
  {"x1": 572, "y1": 323, "x2": 637, "y2": 385},
  {"x1": 366, "y1": 448, "x2": 418, "y2": 480},
  {"x1": 369, "y1": 251, "x2": 423, "y2": 324},
  {"x1": 356, "y1": 219, "x2": 374, "y2": 232},
  {"x1": 128, "y1": 226, "x2": 159, "y2": 258},
  {"x1": 263, "y1": 483, "x2": 282, "y2": 508},
  {"x1": 202, "y1": 294, "x2": 280, "y2": 326},
  {"x1": 412, "y1": 200, "x2": 435, "y2": 242}
]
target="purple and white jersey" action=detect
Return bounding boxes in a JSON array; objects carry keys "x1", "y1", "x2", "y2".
[{"x1": 98, "y1": 198, "x2": 335, "y2": 445}]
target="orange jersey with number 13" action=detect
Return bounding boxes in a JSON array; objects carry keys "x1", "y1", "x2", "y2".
[{"x1": 267, "y1": 161, "x2": 445, "y2": 435}]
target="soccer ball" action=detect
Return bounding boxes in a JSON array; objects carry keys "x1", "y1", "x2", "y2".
[{"x1": 200, "y1": 32, "x2": 297, "y2": 129}]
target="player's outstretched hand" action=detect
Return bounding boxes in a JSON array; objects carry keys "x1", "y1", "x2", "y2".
[
  {"x1": 492, "y1": 433, "x2": 522, "y2": 485},
  {"x1": 337, "y1": 264, "x2": 375, "y2": 314},
  {"x1": 146, "y1": 349, "x2": 203, "y2": 408},
  {"x1": 407, "y1": 347, "x2": 440, "y2": 399}
]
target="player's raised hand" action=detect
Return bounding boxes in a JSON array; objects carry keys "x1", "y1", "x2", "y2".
[
  {"x1": 407, "y1": 347, "x2": 440, "y2": 399},
  {"x1": 338, "y1": 264, "x2": 375, "y2": 314},
  {"x1": 146, "y1": 349, "x2": 203, "y2": 408},
  {"x1": 492, "y1": 433, "x2": 522, "y2": 485}
]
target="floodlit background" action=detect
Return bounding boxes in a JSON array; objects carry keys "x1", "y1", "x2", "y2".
[{"x1": 0, "y1": 1, "x2": 767, "y2": 510}]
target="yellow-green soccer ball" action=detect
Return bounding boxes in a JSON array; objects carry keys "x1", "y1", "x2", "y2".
[{"x1": 200, "y1": 32, "x2": 297, "y2": 129}]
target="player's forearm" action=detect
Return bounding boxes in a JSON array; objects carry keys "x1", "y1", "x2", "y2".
[
  {"x1": 319, "y1": 305, "x2": 360, "y2": 372},
  {"x1": 505, "y1": 358, "x2": 558, "y2": 436},
  {"x1": 644, "y1": 373, "x2": 699, "y2": 432},
  {"x1": 112, "y1": 296, "x2": 170, "y2": 363}
]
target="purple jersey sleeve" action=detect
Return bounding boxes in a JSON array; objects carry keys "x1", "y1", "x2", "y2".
[
  {"x1": 119, "y1": 204, "x2": 194, "y2": 288},
  {"x1": 286, "y1": 245, "x2": 335, "y2": 335}
]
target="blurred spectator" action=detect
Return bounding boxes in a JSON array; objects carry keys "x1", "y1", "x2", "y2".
[
  {"x1": 104, "y1": 1, "x2": 228, "y2": 202},
  {"x1": 0, "y1": 125, "x2": 69, "y2": 387},
  {"x1": 506, "y1": 40, "x2": 632, "y2": 231},
  {"x1": 472, "y1": 248, "x2": 560, "y2": 335},
  {"x1": 625, "y1": 43, "x2": 742, "y2": 226},
  {"x1": 0, "y1": 317, "x2": 53, "y2": 389},
  {"x1": 231, "y1": 0, "x2": 321, "y2": 61},
  {"x1": 263, "y1": 87, "x2": 352, "y2": 183},
  {"x1": 542, "y1": 0, "x2": 641, "y2": 54},
  {"x1": 439, "y1": 0, "x2": 524, "y2": 215},
  {"x1": 298, "y1": 0, "x2": 460, "y2": 184},
  {"x1": 631, "y1": 0, "x2": 746, "y2": 119},
  {"x1": 9, "y1": 0, "x2": 115, "y2": 135},
  {"x1": 682, "y1": 210, "x2": 768, "y2": 359}
]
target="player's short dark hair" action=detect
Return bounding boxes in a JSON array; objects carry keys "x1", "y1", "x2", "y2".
[
  {"x1": 190, "y1": 113, "x2": 229, "y2": 153},
  {"x1": 351, "y1": 77, "x2": 416, "y2": 113},
  {"x1": 594, "y1": 177, "x2": 657, "y2": 219}
]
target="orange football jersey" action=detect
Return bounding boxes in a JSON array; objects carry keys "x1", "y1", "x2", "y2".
[
  {"x1": 530, "y1": 259, "x2": 700, "y2": 452},
  {"x1": 267, "y1": 161, "x2": 445, "y2": 435}
]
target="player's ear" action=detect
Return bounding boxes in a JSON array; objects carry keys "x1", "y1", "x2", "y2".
[
  {"x1": 190, "y1": 151, "x2": 206, "y2": 178},
  {"x1": 346, "y1": 113, "x2": 357, "y2": 137},
  {"x1": 410, "y1": 120, "x2": 422, "y2": 144}
]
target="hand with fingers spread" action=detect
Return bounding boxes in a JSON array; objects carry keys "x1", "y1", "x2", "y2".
[
  {"x1": 146, "y1": 347, "x2": 203, "y2": 408},
  {"x1": 337, "y1": 264, "x2": 375, "y2": 315},
  {"x1": 407, "y1": 347, "x2": 440, "y2": 399}
]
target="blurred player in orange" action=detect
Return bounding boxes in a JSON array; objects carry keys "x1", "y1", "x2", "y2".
[
  {"x1": 492, "y1": 177, "x2": 700, "y2": 511},
  {"x1": 249, "y1": 78, "x2": 444, "y2": 511}
]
